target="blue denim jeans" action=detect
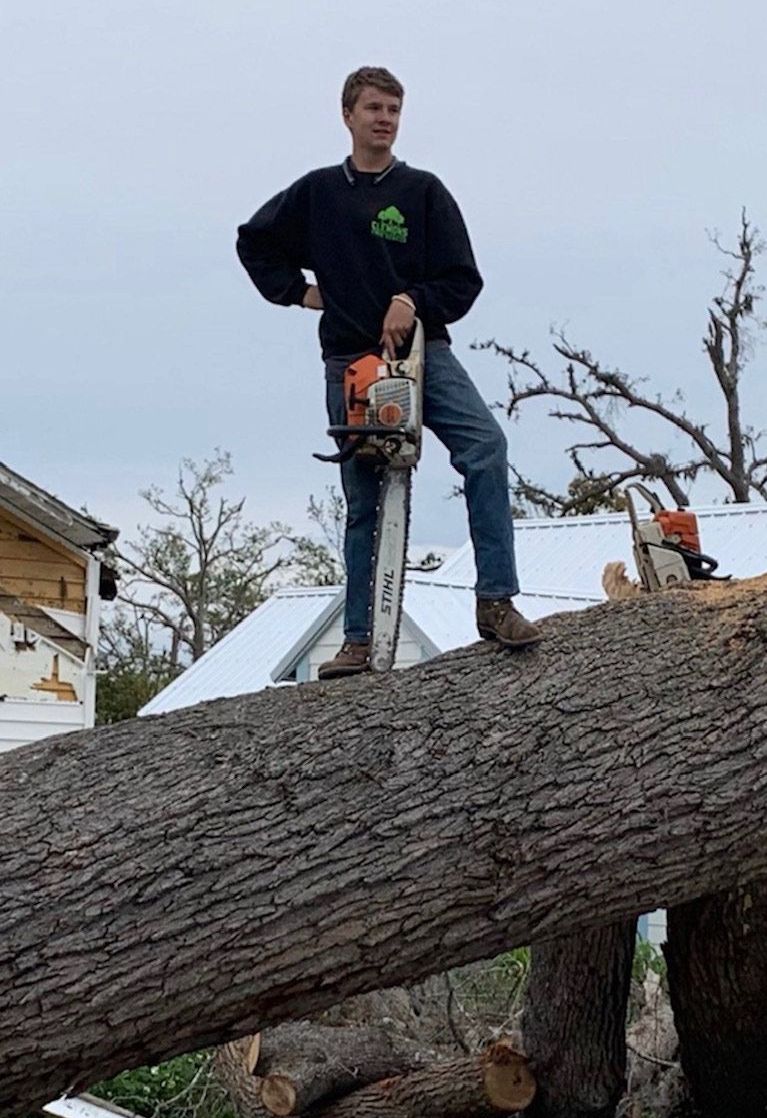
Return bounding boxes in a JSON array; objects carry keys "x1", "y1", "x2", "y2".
[{"x1": 325, "y1": 341, "x2": 520, "y2": 642}]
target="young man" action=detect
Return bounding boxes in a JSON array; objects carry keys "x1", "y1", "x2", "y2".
[{"x1": 237, "y1": 66, "x2": 542, "y2": 680}]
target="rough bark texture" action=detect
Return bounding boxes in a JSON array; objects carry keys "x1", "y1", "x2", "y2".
[
  {"x1": 3, "y1": 579, "x2": 767, "y2": 1115},
  {"x1": 524, "y1": 919, "x2": 636, "y2": 1118},
  {"x1": 309, "y1": 1040, "x2": 535, "y2": 1117},
  {"x1": 214, "y1": 1037, "x2": 269, "y2": 1117},
  {"x1": 217, "y1": 1022, "x2": 437, "y2": 1116},
  {"x1": 666, "y1": 882, "x2": 767, "y2": 1117}
]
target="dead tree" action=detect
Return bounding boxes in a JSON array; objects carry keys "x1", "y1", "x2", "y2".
[
  {"x1": 3, "y1": 578, "x2": 767, "y2": 1116},
  {"x1": 477, "y1": 210, "x2": 766, "y2": 514}
]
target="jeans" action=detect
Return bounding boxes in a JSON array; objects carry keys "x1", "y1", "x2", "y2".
[{"x1": 325, "y1": 341, "x2": 520, "y2": 643}]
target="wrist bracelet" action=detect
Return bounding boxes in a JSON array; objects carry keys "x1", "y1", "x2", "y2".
[{"x1": 391, "y1": 293, "x2": 416, "y2": 312}]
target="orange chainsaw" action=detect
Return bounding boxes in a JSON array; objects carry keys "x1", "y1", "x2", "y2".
[
  {"x1": 624, "y1": 483, "x2": 726, "y2": 591},
  {"x1": 315, "y1": 320, "x2": 425, "y2": 671}
]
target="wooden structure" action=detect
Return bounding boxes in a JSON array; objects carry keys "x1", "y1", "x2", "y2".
[{"x1": 0, "y1": 461, "x2": 117, "y2": 752}]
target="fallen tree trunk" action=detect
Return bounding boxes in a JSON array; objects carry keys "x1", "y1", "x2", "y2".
[
  {"x1": 309, "y1": 1039, "x2": 535, "y2": 1117},
  {"x1": 3, "y1": 578, "x2": 767, "y2": 1115}
]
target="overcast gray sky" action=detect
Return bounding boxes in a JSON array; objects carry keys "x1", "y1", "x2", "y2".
[{"x1": 3, "y1": 0, "x2": 766, "y2": 551}]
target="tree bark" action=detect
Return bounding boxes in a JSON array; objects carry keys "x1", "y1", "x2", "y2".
[
  {"x1": 215, "y1": 1036, "x2": 270, "y2": 1117},
  {"x1": 665, "y1": 882, "x2": 767, "y2": 1117},
  {"x1": 215, "y1": 1022, "x2": 439, "y2": 1116},
  {"x1": 309, "y1": 1040, "x2": 535, "y2": 1117},
  {"x1": 524, "y1": 919, "x2": 636, "y2": 1118},
  {"x1": 3, "y1": 579, "x2": 767, "y2": 1115}
]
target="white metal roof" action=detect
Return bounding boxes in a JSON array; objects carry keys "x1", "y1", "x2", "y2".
[
  {"x1": 404, "y1": 577, "x2": 599, "y2": 652},
  {"x1": 140, "y1": 586, "x2": 343, "y2": 716},
  {"x1": 437, "y1": 504, "x2": 767, "y2": 596}
]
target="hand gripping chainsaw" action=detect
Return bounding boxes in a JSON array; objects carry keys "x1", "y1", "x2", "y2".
[{"x1": 315, "y1": 320, "x2": 425, "y2": 672}]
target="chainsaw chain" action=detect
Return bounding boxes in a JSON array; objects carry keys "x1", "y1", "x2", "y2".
[{"x1": 369, "y1": 466, "x2": 412, "y2": 671}]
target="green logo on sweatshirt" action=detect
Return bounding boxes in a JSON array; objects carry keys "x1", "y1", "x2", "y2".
[{"x1": 372, "y1": 205, "x2": 408, "y2": 243}]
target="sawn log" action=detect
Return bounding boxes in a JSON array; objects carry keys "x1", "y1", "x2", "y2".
[
  {"x1": 309, "y1": 1039, "x2": 535, "y2": 1117},
  {"x1": 215, "y1": 1022, "x2": 439, "y2": 1116}
]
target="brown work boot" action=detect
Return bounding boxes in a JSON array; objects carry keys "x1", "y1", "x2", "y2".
[
  {"x1": 318, "y1": 640, "x2": 371, "y2": 680},
  {"x1": 476, "y1": 598, "x2": 543, "y2": 648}
]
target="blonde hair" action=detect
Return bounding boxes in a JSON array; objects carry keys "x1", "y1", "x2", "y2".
[{"x1": 342, "y1": 67, "x2": 404, "y2": 112}]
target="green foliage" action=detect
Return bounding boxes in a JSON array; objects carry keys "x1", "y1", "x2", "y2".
[
  {"x1": 92, "y1": 1051, "x2": 235, "y2": 1118},
  {"x1": 96, "y1": 602, "x2": 180, "y2": 723},
  {"x1": 496, "y1": 945, "x2": 531, "y2": 982},
  {"x1": 448, "y1": 946, "x2": 531, "y2": 1040},
  {"x1": 115, "y1": 450, "x2": 298, "y2": 665},
  {"x1": 633, "y1": 935, "x2": 667, "y2": 984},
  {"x1": 96, "y1": 661, "x2": 179, "y2": 724},
  {"x1": 563, "y1": 472, "x2": 628, "y2": 516}
]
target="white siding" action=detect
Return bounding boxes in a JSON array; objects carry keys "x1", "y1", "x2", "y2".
[
  {"x1": 0, "y1": 697, "x2": 84, "y2": 752},
  {"x1": 0, "y1": 613, "x2": 84, "y2": 701},
  {"x1": 304, "y1": 614, "x2": 428, "y2": 680}
]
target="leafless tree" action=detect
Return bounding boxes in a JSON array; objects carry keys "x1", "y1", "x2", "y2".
[
  {"x1": 113, "y1": 451, "x2": 340, "y2": 668},
  {"x1": 476, "y1": 210, "x2": 766, "y2": 514}
]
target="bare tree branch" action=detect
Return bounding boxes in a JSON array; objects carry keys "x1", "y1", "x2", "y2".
[{"x1": 475, "y1": 213, "x2": 766, "y2": 513}]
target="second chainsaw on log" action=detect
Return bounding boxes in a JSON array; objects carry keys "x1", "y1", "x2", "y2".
[
  {"x1": 315, "y1": 320, "x2": 425, "y2": 672},
  {"x1": 625, "y1": 483, "x2": 726, "y2": 591}
]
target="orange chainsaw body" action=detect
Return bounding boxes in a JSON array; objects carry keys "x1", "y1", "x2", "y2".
[
  {"x1": 345, "y1": 354, "x2": 385, "y2": 427},
  {"x1": 654, "y1": 509, "x2": 701, "y2": 552}
]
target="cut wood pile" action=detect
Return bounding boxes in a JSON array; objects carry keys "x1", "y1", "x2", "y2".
[{"x1": 214, "y1": 1023, "x2": 535, "y2": 1117}]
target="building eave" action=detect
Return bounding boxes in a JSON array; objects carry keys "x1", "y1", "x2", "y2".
[
  {"x1": 0, "y1": 461, "x2": 118, "y2": 553},
  {"x1": 270, "y1": 588, "x2": 346, "y2": 683}
]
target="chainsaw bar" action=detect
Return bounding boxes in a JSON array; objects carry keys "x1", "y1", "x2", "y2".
[{"x1": 369, "y1": 467, "x2": 411, "y2": 672}]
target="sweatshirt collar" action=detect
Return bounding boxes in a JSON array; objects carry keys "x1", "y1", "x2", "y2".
[{"x1": 342, "y1": 156, "x2": 399, "y2": 185}]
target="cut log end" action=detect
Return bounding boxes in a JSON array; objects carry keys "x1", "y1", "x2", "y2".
[
  {"x1": 483, "y1": 1041, "x2": 536, "y2": 1111},
  {"x1": 261, "y1": 1073, "x2": 298, "y2": 1116}
]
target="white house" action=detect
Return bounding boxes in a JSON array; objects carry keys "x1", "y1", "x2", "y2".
[
  {"x1": 141, "y1": 502, "x2": 767, "y2": 946},
  {"x1": 0, "y1": 461, "x2": 117, "y2": 752}
]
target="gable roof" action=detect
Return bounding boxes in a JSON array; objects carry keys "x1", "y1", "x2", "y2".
[
  {"x1": 437, "y1": 503, "x2": 767, "y2": 596},
  {"x1": 0, "y1": 461, "x2": 118, "y2": 553},
  {"x1": 140, "y1": 586, "x2": 344, "y2": 716}
]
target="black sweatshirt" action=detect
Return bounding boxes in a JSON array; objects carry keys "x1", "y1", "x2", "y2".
[{"x1": 236, "y1": 158, "x2": 483, "y2": 358}]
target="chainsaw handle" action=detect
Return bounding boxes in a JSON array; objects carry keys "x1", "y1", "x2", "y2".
[
  {"x1": 313, "y1": 440, "x2": 364, "y2": 464},
  {"x1": 326, "y1": 424, "x2": 415, "y2": 439},
  {"x1": 625, "y1": 482, "x2": 665, "y2": 518}
]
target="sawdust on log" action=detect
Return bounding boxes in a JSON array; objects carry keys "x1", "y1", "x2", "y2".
[{"x1": 681, "y1": 573, "x2": 767, "y2": 601}]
